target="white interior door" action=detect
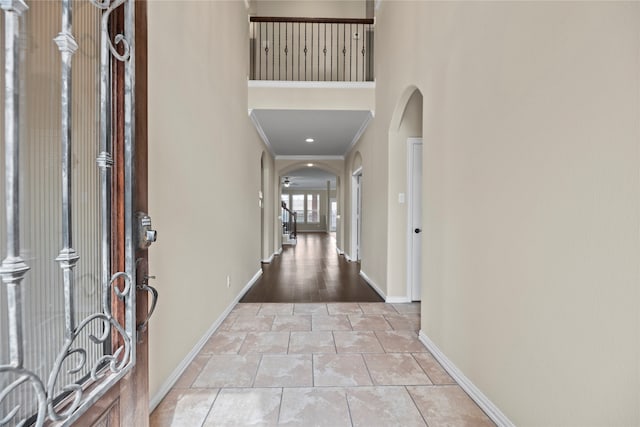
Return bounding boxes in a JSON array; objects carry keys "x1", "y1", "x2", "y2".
[
  {"x1": 330, "y1": 199, "x2": 337, "y2": 231},
  {"x1": 351, "y1": 170, "x2": 362, "y2": 261},
  {"x1": 409, "y1": 139, "x2": 423, "y2": 301}
]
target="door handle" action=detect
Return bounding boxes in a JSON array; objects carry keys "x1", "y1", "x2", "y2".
[
  {"x1": 137, "y1": 275, "x2": 158, "y2": 339},
  {"x1": 414, "y1": 228, "x2": 422, "y2": 234}
]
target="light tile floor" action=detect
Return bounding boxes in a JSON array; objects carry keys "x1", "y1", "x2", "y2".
[{"x1": 150, "y1": 302, "x2": 495, "y2": 427}]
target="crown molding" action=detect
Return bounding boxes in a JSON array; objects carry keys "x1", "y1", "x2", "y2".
[
  {"x1": 344, "y1": 111, "x2": 372, "y2": 156},
  {"x1": 249, "y1": 109, "x2": 275, "y2": 156},
  {"x1": 275, "y1": 155, "x2": 344, "y2": 161}
]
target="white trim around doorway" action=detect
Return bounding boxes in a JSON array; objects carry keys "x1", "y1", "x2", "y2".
[
  {"x1": 406, "y1": 137, "x2": 423, "y2": 302},
  {"x1": 351, "y1": 167, "x2": 363, "y2": 262}
]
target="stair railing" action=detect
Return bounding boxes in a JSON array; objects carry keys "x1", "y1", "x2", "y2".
[
  {"x1": 250, "y1": 17, "x2": 374, "y2": 82},
  {"x1": 281, "y1": 201, "x2": 297, "y2": 240}
]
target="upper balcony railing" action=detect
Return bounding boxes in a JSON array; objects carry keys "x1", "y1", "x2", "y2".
[{"x1": 250, "y1": 17, "x2": 374, "y2": 82}]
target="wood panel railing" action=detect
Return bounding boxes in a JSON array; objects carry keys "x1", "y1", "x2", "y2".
[{"x1": 250, "y1": 17, "x2": 374, "y2": 82}]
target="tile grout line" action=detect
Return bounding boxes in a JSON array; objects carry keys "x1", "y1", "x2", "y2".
[
  {"x1": 236, "y1": 332, "x2": 249, "y2": 355},
  {"x1": 199, "y1": 388, "x2": 221, "y2": 427},
  {"x1": 410, "y1": 352, "x2": 435, "y2": 385},
  {"x1": 360, "y1": 352, "x2": 376, "y2": 386},
  {"x1": 275, "y1": 387, "x2": 284, "y2": 425},
  {"x1": 344, "y1": 387, "x2": 356, "y2": 427},
  {"x1": 372, "y1": 330, "x2": 388, "y2": 354},
  {"x1": 404, "y1": 385, "x2": 431, "y2": 427},
  {"x1": 251, "y1": 354, "x2": 264, "y2": 388},
  {"x1": 311, "y1": 352, "x2": 316, "y2": 387}
]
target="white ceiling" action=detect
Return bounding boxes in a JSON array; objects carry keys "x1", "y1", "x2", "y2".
[
  {"x1": 251, "y1": 109, "x2": 372, "y2": 157},
  {"x1": 283, "y1": 167, "x2": 336, "y2": 189}
]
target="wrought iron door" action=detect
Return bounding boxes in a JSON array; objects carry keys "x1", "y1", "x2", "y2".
[{"x1": 0, "y1": 0, "x2": 153, "y2": 425}]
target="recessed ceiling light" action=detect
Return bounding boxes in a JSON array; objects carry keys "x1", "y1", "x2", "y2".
[
  {"x1": 307, "y1": 163, "x2": 314, "y2": 167},
  {"x1": 305, "y1": 138, "x2": 314, "y2": 143}
]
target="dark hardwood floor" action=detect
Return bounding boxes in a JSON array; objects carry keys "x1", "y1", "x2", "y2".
[{"x1": 241, "y1": 233, "x2": 384, "y2": 303}]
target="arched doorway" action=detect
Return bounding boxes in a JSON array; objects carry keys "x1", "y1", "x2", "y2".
[
  {"x1": 280, "y1": 166, "x2": 337, "y2": 237},
  {"x1": 387, "y1": 87, "x2": 423, "y2": 301}
]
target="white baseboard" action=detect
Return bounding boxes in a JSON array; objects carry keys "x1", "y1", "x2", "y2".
[
  {"x1": 149, "y1": 269, "x2": 263, "y2": 412},
  {"x1": 385, "y1": 296, "x2": 412, "y2": 303},
  {"x1": 359, "y1": 270, "x2": 386, "y2": 300},
  {"x1": 263, "y1": 248, "x2": 283, "y2": 263},
  {"x1": 418, "y1": 331, "x2": 515, "y2": 427}
]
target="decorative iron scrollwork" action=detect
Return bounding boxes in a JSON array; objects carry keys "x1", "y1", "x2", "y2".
[
  {"x1": 0, "y1": 271, "x2": 133, "y2": 426},
  {"x1": 0, "y1": 368, "x2": 46, "y2": 427},
  {"x1": 45, "y1": 272, "x2": 132, "y2": 422},
  {"x1": 90, "y1": 0, "x2": 130, "y2": 62},
  {"x1": 0, "y1": 0, "x2": 137, "y2": 424}
]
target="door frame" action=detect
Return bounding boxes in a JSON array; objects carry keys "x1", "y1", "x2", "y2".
[
  {"x1": 74, "y1": 1, "x2": 150, "y2": 425},
  {"x1": 406, "y1": 138, "x2": 423, "y2": 301},
  {"x1": 0, "y1": 1, "x2": 150, "y2": 425},
  {"x1": 351, "y1": 167, "x2": 363, "y2": 261},
  {"x1": 260, "y1": 153, "x2": 266, "y2": 261},
  {"x1": 329, "y1": 198, "x2": 337, "y2": 232}
]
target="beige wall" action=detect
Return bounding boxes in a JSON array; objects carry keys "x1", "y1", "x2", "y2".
[
  {"x1": 147, "y1": 0, "x2": 273, "y2": 400},
  {"x1": 249, "y1": 85, "x2": 375, "y2": 112},
  {"x1": 344, "y1": 1, "x2": 640, "y2": 425},
  {"x1": 344, "y1": 130, "x2": 389, "y2": 293},
  {"x1": 251, "y1": 0, "x2": 366, "y2": 18}
]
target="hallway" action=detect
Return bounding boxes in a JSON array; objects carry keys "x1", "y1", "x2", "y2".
[
  {"x1": 151, "y1": 234, "x2": 495, "y2": 426},
  {"x1": 150, "y1": 302, "x2": 495, "y2": 426},
  {"x1": 242, "y1": 233, "x2": 383, "y2": 303}
]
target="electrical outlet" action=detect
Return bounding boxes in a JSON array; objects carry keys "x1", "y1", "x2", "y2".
[{"x1": 226, "y1": 275, "x2": 231, "y2": 288}]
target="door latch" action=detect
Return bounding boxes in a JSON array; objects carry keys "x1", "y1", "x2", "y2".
[{"x1": 136, "y1": 212, "x2": 158, "y2": 249}]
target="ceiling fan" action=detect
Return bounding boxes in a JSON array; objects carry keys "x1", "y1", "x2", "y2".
[{"x1": 282, "y1": 176, "x2": 300, "y2": 187}]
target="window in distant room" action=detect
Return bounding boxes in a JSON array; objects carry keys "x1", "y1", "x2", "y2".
[
  {"x1": 292, "y1": 194, "x2": 305, "y2": 220},
  {"x1": 307, "y1": 194, "x2": 320, "y2": 223}
]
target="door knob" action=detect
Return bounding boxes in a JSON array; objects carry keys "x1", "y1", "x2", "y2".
[{"x1": 414, "y1": 228, "x2": 422, "y2": 234}]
